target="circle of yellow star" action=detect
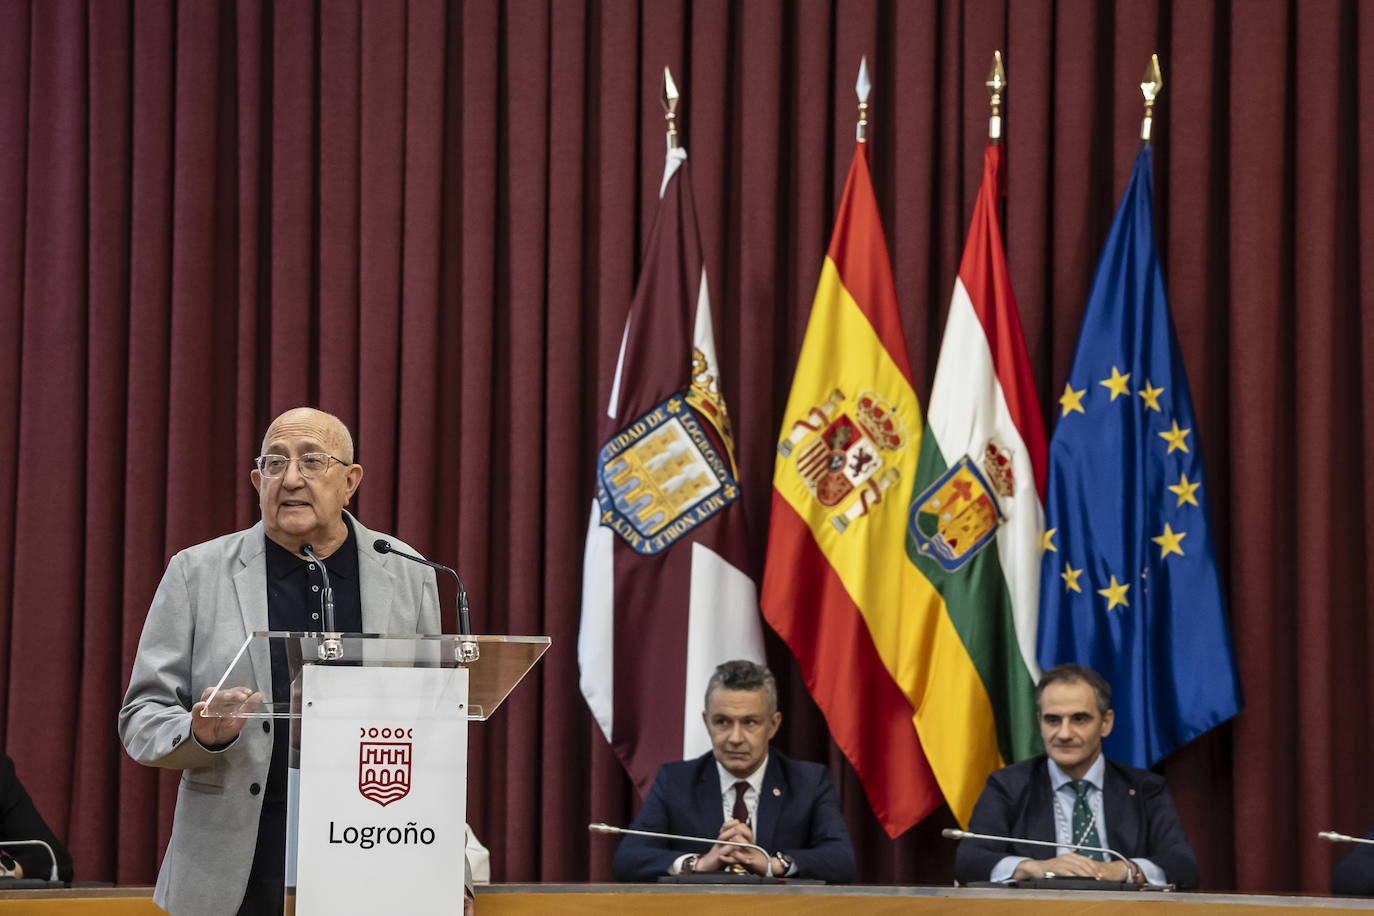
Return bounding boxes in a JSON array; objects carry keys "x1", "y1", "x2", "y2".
[
  {"x1": 1041, "y1": 528, "x2": 1058, "y2": 553},
  {"x1": 1152, "y1": 523, "x2": 1186, "y2": 559},
  {"x1": 1168, "y1": 473, "x2": 1200, "y2": 507},
  {"x1": 1097, "y1": 575, "x2": 1130, "y2": 610},
  {"x1": 1159, "y1": 420, "x2": 1191, "y2": 454},
  {"x1": 1100, "y1": 366, "x2": 1131, "y2": 401},
  {"x1": 1138, "y1": 380, "x2": 1165, "y2": 412},
  {"x1": 1059, "y1": 383, "x2": 1086, "y2": 417},
  {"x1": 1061, "y1": 565, "x2": 1083, "y2": 593}
]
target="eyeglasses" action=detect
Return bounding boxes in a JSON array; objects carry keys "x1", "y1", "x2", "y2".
[{"x1": 254, "y1": 452, "x2": 349, "y2": 479}]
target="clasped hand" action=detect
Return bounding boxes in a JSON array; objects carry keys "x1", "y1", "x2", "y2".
[
  {"x1": 696, "y1": 819, "x2": 769, "y2": 875},
  {"x1": 1013, "y1": 853, "x2": 1134, "y2": 882},
  {"x1": 191, "y1": 685, "x2": 263, "y2": 747}
]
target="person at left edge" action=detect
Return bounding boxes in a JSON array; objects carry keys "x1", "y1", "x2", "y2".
[
  {"x1": 0, "y1": 752, "x2": 74, "y2": 882},
  {"x1": 612, "y1": 659, "x2": 856, "y2": 882},
  {"x1": 118, "y1": 407, "x2": 444, "y2": 916}
]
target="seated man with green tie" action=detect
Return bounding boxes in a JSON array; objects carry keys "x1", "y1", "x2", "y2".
[
  {"x1": 953, "y1": 663, "x2": 1199, "y2": 889},
  {"x1": 611, "y1": 660, "x2": 855, "y2": 882}
]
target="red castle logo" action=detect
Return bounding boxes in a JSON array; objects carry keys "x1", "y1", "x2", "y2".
[{"x1": 358, "y1": 726, "x2": 413, "y2": 807}]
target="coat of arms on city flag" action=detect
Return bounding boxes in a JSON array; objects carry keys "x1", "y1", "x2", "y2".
[
  {"x1": 595, "y1": 390, "x2": 738, "y2": 556},
  {"x1": 777, "y1": 388, "x2": 906, "y2": 534},
  {"x1": 358, "y1": 728, "x2": 412, "y2": 807},
  {"x1": 909, "y1": 442, "x2": 1015, "y2": 572}
]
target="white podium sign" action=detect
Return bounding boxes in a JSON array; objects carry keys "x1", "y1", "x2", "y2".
[{"x1": 294, "y1": 665, "x2": 469, "y2": 915}]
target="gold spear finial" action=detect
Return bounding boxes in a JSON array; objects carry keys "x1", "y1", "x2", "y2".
[
  {"x1": 856, "y1": 56, "x2": 871, "y2": 143},
  {"x1": 662, "y1": 66, "x2": 680, "y2": 152},
  {"x1": 1140, "y1": 53, "x2": 1163, "y2": 144},
  {"x1": 986, "y1": 50, "x2": 1007, "y2": 143}
]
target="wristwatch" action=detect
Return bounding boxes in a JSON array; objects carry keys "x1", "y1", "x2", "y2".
[
  {"x1": 775, "y1": 851, "x2": 795, "y2": 876},
  {"x1": 681, "y1": 854, "x2": 698, "y2": 875}
]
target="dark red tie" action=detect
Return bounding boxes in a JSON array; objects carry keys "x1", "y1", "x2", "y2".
[{"x1": 732, "y1": 781, "x2": 750, "y2": 824}]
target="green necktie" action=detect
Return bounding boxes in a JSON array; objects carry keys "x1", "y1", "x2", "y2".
[{"x1": 1070, "y1": 779, "x2": 1107, "y2": 861}]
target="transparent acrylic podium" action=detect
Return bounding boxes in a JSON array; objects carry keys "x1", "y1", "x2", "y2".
[
  {"x1": 206, "y1": 632, "x2": 548, "y2": 915},
  {"x1": 207, "y1": 632, "x2": 550, "y2": 720}
]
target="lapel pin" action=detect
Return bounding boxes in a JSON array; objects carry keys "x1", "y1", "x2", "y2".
[{"x1": 773, "y1": 787, "x2": 782, "y2": 797}]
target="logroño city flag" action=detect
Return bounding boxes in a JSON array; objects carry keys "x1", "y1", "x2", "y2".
[
  {"x1": 904, "y1": 143, "x2": 1046, "y2": 827},
  {"x1": 761, "y1": 141, "x2": 941, "y2": 837},
  {"x1": 1037, "y1": 146, "x2": 1242, "y2": 767},
  {"x1": 579, "y1": 148, "x2": 766, "y2": 797}
]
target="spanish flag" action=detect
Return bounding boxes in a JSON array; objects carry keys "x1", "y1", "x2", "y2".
[{"x1": 761, "y1": 142, "x2": 941, "y2": 837}]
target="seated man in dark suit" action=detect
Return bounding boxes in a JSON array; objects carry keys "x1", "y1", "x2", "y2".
[
  {"x1": 1332, "y1": 827, "x2": 1374, "y2": 896},
  {"x1": 612, "y1": 660, "x2": 855, "y2": 882},
  {"x1": 954, "y1": 663, "x2": 1199, "y2": 889}
]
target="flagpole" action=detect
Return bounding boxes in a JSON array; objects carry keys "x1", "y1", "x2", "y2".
[
  {"x1": 1140, "y1": 53, "x2": 1163, "y2": 146},
  {"x1": 986, "y1": 51, "x2": 1008, "y2": 230},
  {"x1": 986, "y1": 50, "x2": 1006, "y2": 145},
  {"x1": 662, "y1": 66, "x2": 680, "y2": 153},
  {"x1": 855, "y1": 56, "x2": 871, "y2": 143}
]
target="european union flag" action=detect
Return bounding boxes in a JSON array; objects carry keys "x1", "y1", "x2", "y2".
[{"x1": 1037, "y1": 147, "x2": 1242, "y2": 768}]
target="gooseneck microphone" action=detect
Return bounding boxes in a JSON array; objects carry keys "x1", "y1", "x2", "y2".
[
  {"x1": 0, "y1": 839, "x2": 61, "y2": 882},
  {"x1": 588, "y1": 823, "x2": 774, "y2": 878},
  {"x1": 374, "y1": 539, "x2": 478, "y2": 662},
  {"x1": 300, "y1": 543, "x2": 343, "y2": 660},
  {"x1": 1319, "y1": 831, "x2": 1374, "y2": 846},
  {"x1": 942, "y1": 827, "x2": 1147, "y2": 883}
]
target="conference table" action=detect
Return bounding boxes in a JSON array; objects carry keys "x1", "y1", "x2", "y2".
[{"x1": 2, "y1": 883, "x2": 1374, "y2": 913}]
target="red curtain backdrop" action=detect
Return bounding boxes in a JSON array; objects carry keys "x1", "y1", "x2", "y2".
[{"x1": 1, "y1": 0, "x2": 1369, "y2": 895}]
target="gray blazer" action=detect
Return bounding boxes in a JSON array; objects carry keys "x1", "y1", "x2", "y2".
[{"x1": 118, "y1": 513, "x2": 441, "y2": 915}]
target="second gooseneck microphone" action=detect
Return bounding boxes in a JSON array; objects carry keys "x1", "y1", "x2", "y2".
[{"x1": 373, "y1": 539, "x2": 472, "y2": 637}]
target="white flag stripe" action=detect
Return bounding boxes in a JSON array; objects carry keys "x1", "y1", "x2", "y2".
[
  {"x1": 927, "y1": 278, "x2": 1042, "y2": 681},
  {"x1": 682, "y1": 542, "x2": 766, "y2": 759},
  {"x1": 692, "y1": 266, "x2": 718, "y2": 376},
  {"x1": 578, "y1": 498, "x2": 616, "y2": 742}
]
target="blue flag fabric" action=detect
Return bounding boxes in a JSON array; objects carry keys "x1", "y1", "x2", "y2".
[{"x1": 1037, "y1": 147, "x2": 1242, "y2": 767}]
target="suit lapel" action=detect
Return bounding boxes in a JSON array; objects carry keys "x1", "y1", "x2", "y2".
[
  {"x1": 1024, "y1": 757, "x2": 1058, "y2": 843},
  {"x1": 232, "y1": 524, "x2": 271, "y2": 695},
  {"x1": 694, "y1": 757, "x2": 724, "y2": 838},
  {"x1": 1102, "y1": 762, "x2": 1139, "y2": 853},
  {"x1": 754, "y1": 754, "x2": 785, "y2": 851},
  {"x1": 352, "y1": 514, "x2": 396, "y2": 633}
]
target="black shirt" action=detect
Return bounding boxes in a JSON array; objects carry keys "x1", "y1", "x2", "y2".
[{"x1": 240, "y1": 520, "x2": 364, "y2": 913}]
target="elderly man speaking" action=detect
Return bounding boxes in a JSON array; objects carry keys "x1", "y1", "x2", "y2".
[{"x1": 120, "y1": 408, "x2": 441, "y2": 915}]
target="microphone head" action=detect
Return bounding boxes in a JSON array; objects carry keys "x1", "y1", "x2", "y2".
[
  {"x1": 588, "y1": 823, "x2": 618, "y2": 834},
  {"x1": 373, "y1": 539, "x2": 392, "y2": 554},
  {"x1": 941, "y1": 828, "x2": 967, "y2": 840},
  {"x1": 1318, "y1": 831, "x2": 1346, "y2": 842}
]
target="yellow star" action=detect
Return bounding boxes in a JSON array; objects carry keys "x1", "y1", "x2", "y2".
[
  {"x1": 1041, "y1": 528, "x2": 1058, "y2": 552},
  {"x1": 1059, "y1": 383, "x2": 1086, "y2": 417},
  {"x1": 1168, "y1": 473, "x2": 1200, "y2": 507},
  {"x1": 1159, "y1": 420, "x2": 1191, "y2": 454},
  {"x1": 1151, "y1": 523, "x2": 1186, "y2": 559},
  {"x1": 1138, "y1": 380, "x2": 1164, "y2": 412},
  {"x1": 1061, "y1": 565, "x2": 1083, "y2": 593},
  {"x1": 1099, "y1": 366, "x2": 1131, "y2": 401},
  {"x1": 1097, "y1": 575, "x2": 1130, "y2": 610}
]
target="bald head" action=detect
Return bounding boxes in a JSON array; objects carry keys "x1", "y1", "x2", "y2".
[{"x1": 260, "y1": 408, "x2": 355, "y2": 464}]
